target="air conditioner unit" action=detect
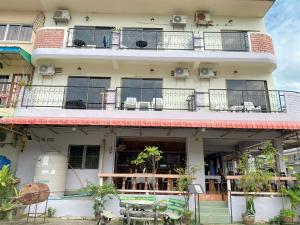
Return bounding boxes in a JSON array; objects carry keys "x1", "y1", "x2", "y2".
[
  {"x1": 174, "y1": 68, "x2": 189, "y2": 78},
  {"x1": 199, "y1": 68, "x2": 215, "y2": 78},
  {"x1": 172, "y1": 15, "x2": 187, "y2": 25},
  {"x1": 38, "y1": 65, "x2": 55, "y2": 76},
  {"x1": 53, "y1": 9, "x2": 71, "y2": 24},
  {"x1": 195, "y1": 11, "x2": 212, "y2": 25},
  {"x1": 0, "y1": 132, "x2": 15, "y2": 144}
]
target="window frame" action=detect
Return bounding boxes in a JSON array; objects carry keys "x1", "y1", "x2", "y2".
[
  {"x1": 68, "y1": 145, "x2": 100, "y2": 169},
  {"x1": 0, "y1": 24, "x2": 33, "y2": 42}
]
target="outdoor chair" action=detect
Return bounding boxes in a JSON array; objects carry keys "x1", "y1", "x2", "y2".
[
  {"x1": 163, "y1": 198, "x2": 186, "y2": 225},
  {"x1": 151, "y1": 98, "x2": 163, "y2": 111},
  {"x1": 243, "y1": 101, "x2": 261, "y2": 112},
  {"x1": 124, "y1": 97, "x2": 137, "y2": 110}
]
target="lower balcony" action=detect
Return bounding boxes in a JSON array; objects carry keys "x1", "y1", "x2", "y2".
[{"x1": 19, "y1": 85, "x2": 297, "y2": 115}]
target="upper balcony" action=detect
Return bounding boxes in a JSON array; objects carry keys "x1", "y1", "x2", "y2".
[{"x1": 32, "y1": 27, "x2": 276, "y2": 69}]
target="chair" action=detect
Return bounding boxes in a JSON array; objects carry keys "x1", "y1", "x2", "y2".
[
  {"x1": 243, "y1": 102, "x2": 261, "y2": 112},
  {"x1": 163, "y1": 198, "x2": 186, "y2": 225},
  {"x1": 124, "y1": 97, "x2": 137, "y2": 110},
  {"x1": 152, "y1": 98, "x2": 163, "y2": 111},
  {"x1": 137, "y1": 101, "x2": 151, "y2": 111}
]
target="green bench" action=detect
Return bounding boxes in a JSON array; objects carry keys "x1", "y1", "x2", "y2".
[{"x1": 163, "y1": 198, "x2": 186, "y2": 225}]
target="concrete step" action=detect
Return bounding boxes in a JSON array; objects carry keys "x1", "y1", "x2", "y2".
[
  {"x1": 200, "y1": 214, "x2": 231, "y2": 224},
  {"x1": 199, "y1": 200, "x2": 227, "y2": 207},
  {"x1": 199, "y1": 206, "x2": 229, "y2": 214}
]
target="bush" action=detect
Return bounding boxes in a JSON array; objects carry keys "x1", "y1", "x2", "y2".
[{"x1": 280, "y1": 209, "x2": 296, "y2": 218}]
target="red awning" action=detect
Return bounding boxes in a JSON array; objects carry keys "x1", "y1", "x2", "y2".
[{"x1": 1, "y1": 117, "x2": 300, "y2": 130}]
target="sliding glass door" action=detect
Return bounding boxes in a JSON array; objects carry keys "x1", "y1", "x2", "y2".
[
  {"x1": 66, "y1": 77, "x2": 110, "y2": 109},
  {"x1": 226, "y1": 80, "x2": 269, "y2": 111}
]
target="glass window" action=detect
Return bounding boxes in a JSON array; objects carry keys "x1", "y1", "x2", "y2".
[
  {"x1": 69, "y1": 145, "x2": 100, "y2": 169},
  {"x1": 19, "y1": 25, "x2": 33, "y2": 41},
  {"x1": 0, "y1": 24, "x2": 6, "y2": 40},
  {"x1": 122, "y1": 28, "x2": 162, "y2": 49},
  {"x1": 68, "y1": 145, "x2": 84, "y2": 169},
  {"x1": 221, "y1": 30, "x2": 249, "y2": 51},
  {"x1": 226, "y1": 80, "x2": 269, "y2": 111},
  {"x1": 85, "y1": 146, "x2": 100, "y2": 169},
  {"x1": 73, "y1": 26, "x2": 112, "y2": 48},
  {"x1": 121, "y1": 78, "x2": 162, "y2": 103},
  {"x1": 6, "y1": 25, "x2": 21, "y2": 41},
  {"x1": 65, "y1": 77, "x2": 110, "y2": 109}
]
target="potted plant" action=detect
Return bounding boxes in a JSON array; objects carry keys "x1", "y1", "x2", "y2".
[
  {"x1": 182, "y1": 210, "x2": 193, "y2": 225},
  {"x1": 238, "y1": 142, "x2": 277, "y2": 225},
  {"x1": 269, "y1": 216, "x2": 280, "y2": 225},
  {"x1": 242, "y1": 196, "x2": 256, "y2": 225},
  {"x1": 0, "y1": 165, "x2": 19, "y2": 221},
  {"x1": 280, "y1": 209, "x2": 296, "y2": 224},
  {"x1": 80, "y1": 182, "x2": 118, "y2": 221}
]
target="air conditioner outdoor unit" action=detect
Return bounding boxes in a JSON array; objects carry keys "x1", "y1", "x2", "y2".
[
  {"x1": 195, "y1": 11, "x2": 212, "y2": 25},
  {"x1": 172, "y1": 15, "x2": 187, "y2": 25},
  {"x1": 0, "y1": 132, "x2": 15, "y2": 144},
  {"x1": 199, "y1": 68, "x2": 215, "y2": 78},
  {"x1": 174, "y1": 68, "x2": 189, "y2": 78},
  {"x1": 53, "y1": 9, "x2": 71, "y2": 24},
  {"x1": 38, "y1": 65, "x2": 55, "y2": 76}
]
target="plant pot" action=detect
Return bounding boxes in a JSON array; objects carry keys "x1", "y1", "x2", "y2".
[
  {"x1": 280, "y1": 216, "x2": 294, "y2": 225},
  {"x1": 182, "y1": 216, "x2": 191, "y2": 225},
  {"x1": 243, "y1": 214, "x2": 255, "y2": 225}
]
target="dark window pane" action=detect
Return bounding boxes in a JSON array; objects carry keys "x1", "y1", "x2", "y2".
[
  {"x1": 69, "y1": 146, "x2": 84, "y2": 169},
  {"x1": 85, "y1": 146, "x2": 100, "y2": 169}
]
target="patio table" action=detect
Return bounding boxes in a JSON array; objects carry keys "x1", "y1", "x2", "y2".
[{"x1": 120, "y1": 199, "x2": 160, "y2": 225}]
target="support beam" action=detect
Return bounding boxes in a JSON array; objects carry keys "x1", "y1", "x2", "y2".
[{"x1": 273, "y1": 138, "x2": 287, "y2": 175}]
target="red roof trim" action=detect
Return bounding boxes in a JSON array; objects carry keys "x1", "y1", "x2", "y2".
[{"x1": 1, "y1": 117, "x2": 300, "y2": 130}]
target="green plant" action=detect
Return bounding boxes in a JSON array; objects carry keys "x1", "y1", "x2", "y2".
[
  {"x1": 80, "y1": 182, "x2": 118, "y2": 218},
  {"x1": 238, "y1": 142, "x2": 278, "y2": 219},
  {"x1": 47, "y1": 207, "x2": 56, "y2": 218},
  {"x1": 131, "y1": 146, "x2": 162, "y2": 174},
  {"x1": 245, "y1": 196, "x2": 256, "y2": 216},
  {"x1": 269, "y1": 216, "x2": 280, "y2": 224},
  {"x1": 280, "y1": 209, "x2": 296, "y2": 218},
  {"x1": 175, "y1": 165, "x2": 201, "y2": 192},
  {"x1": 0, "y1": 165, "x2": 18, "y2": 215},
  {"x1": 282, "y1": 173, "x2": 300, "y2": 209}
]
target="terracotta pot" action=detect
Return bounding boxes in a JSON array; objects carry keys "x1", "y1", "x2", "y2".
[
  {"x1": 243, "y1": 214, "x2": 255, "y2": 225},
  {"x1": 280, "y1": 216, "x2": 294, "y2": 225}
]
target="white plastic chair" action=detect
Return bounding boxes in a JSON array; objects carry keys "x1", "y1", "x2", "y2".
[
  {"x1": 124, "y1": 97, "x2": 137, "y2": 110},
  {"x1": 244, "y1": 102, "x2": 261, "y2": 112},
  {"x1": 151, "y1": 98, "x2": 163, "y2": 110}
]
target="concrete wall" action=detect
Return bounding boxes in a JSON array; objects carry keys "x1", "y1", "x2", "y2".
[
  {"x1": 15, "y1": 127, "x2": 205, "y2": 191},
  {"x1": 230, "y1": 196, "x2": 291, "y2": 222}
]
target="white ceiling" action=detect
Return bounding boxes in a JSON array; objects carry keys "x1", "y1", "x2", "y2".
[{"x1": 0, "y1": 0, "x2": 274, "y2": 17}]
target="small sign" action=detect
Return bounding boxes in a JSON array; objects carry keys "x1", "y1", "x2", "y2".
[{"x1": 187, "y1": 184, "x2": 204, "y2": 194}]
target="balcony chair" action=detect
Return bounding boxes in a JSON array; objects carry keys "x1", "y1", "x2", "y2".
[
  {"x1": 124, "y1": 97, "x2": 137, "y2": 110},
  {"x1": 243, "y1": 102, "x2": 261, "y2": 112},
  {"x1": 137, "y1": 101, "x2": 151, "y2": 111},
  {"x1": 151, "y1": 98, "x2": 163, "y2": 111}
]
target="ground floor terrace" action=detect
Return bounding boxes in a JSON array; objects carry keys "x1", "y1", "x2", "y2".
[{"x1": 0, "y1": 122, "x2": 297, "y2": 223}]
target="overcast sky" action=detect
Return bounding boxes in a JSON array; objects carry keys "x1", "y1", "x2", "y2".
[{"x1": 265, "y1": 0, "x2": 300, "y2": 91}]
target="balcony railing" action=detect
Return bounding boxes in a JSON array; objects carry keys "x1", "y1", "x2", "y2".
[
  {"x1": 120, "y1": 30, "x2": 194, "y2": 50},
  {"x1": 66, "y1": 28, "x2": 113, "y2": 48},
  {"x1": 21, "y1": 85, "x2": 107, "y2": 109},
  {"x1": 115, "y1": 87, "x2": 196, "y2": 111},
  {"x1": 203, "y1": 32, "x2": 249, "y2": 52},
  {"x1": 208, "y1": 89, "x2": 286, "y2": 112}
]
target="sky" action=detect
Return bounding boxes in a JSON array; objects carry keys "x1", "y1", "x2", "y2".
[{"x1": 265, "y1": 0, "x2": 300, "y2": 91}]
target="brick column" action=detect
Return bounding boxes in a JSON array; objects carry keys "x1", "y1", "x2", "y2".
[
  {"x1": 34, "y1": 28, "x2": 66, "y2": 49},
  {"x1": 250, "y1": 33, "x2": 275, "y2": 55}
]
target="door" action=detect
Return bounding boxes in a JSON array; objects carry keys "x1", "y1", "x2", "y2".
[{"x1": 65, "y1": 77, "x2": 110, "y2": 109}]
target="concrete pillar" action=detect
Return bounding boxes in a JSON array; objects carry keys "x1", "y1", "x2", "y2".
[
  {"x1": 105, "y1": 88, "x2": 116, "y2": 111},
  {"x1": 273, "y1": 138, "x2": 287, "y2": 175},
  {"x1": 187, "y1": 136, "x2": 205, "y2": 191}
]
